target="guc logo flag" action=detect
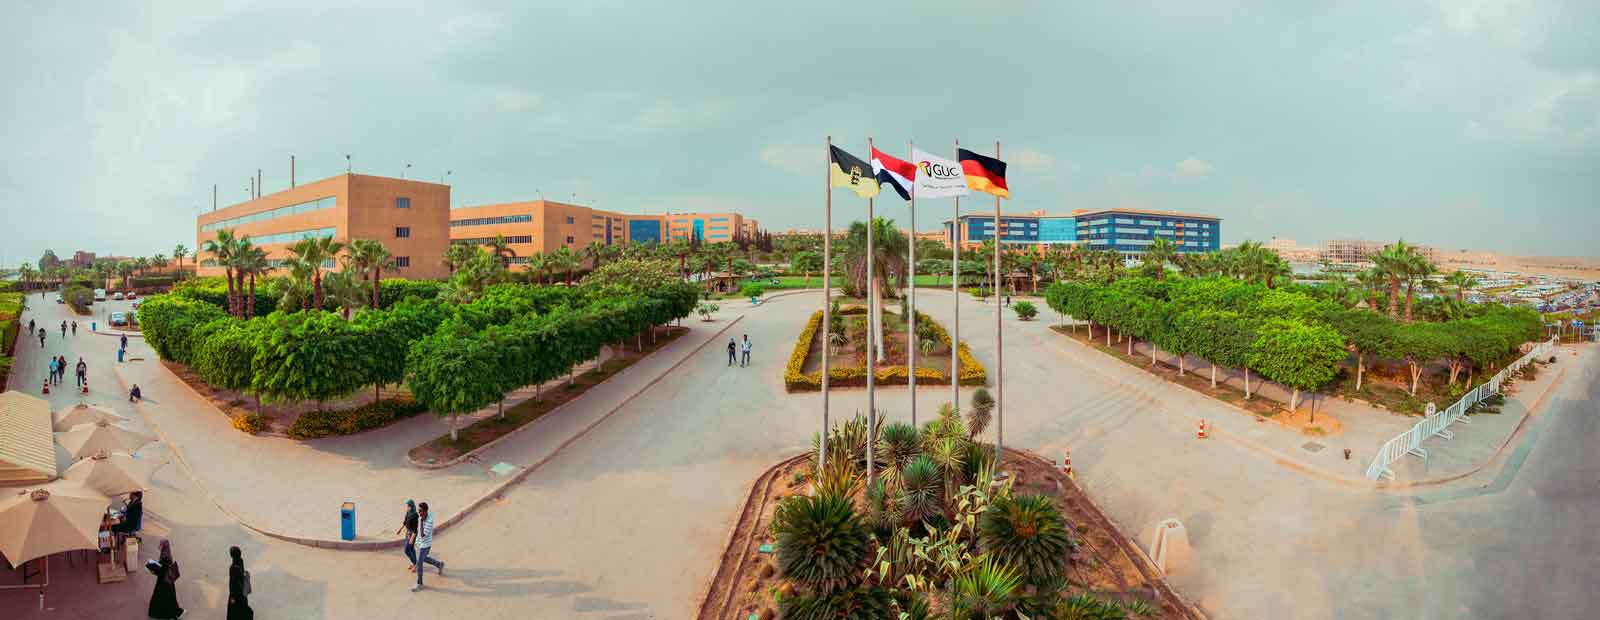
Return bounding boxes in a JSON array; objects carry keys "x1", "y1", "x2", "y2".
[{"x1": 911, "y1": 148, "x2": 969, "y2": 199}]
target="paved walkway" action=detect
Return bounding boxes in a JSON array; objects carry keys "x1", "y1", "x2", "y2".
[{"x1": 5, "y1": 289, "x2": 1595, "y2": 619}]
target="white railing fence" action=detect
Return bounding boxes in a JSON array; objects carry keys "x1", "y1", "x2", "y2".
[{"x1": 1363, "y1": 337, "x2": 1556, "y2": 481}]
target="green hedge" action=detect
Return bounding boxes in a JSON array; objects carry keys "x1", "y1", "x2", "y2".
[
  {"x1": 62, "y1": 284, "x2": 93, "y2": 313},
  {"x1": 287, "y1": 397, "x2": 426, "y2": 439},
  {"x1": 131, "y1": 275, "x2": 179, "y2": 289}
]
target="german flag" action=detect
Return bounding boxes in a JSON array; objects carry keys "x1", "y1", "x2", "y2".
[
  {"x1": 830, "y1": 145, "x2": 880, "y2": 199},
  {"x1": 958, "y1": 148, "x2": 1009, "y2": 199}
]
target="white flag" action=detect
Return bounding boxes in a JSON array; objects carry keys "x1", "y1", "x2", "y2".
[{"x1": 912, "y1": 148, "x2": 969, "y2": 199}]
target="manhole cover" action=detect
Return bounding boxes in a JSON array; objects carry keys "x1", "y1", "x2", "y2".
[{"x1": 1301, "y1": 441, "x2": 1326, "y2": 453}]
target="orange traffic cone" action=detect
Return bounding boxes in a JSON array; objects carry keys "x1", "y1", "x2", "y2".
[
  {"x1": 1062, "y1": 452, "x2": 1075, "y2": 480},
  {"x1": 1197, "y1": 419, "x2": 1208, "y2": 439},
  {"x1": 81, "y1": 381, "x2": 89, "y2": 395},
  {"x1": 42, "y1": 379, "x2": 50, "y2": 395}
]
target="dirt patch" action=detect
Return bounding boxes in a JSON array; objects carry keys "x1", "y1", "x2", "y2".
[
  {"x1": 407, "y1": 326, "x2": 688, "y2": 464},
  {"x1": 698, "y1": 450, "x2": 1204, "y2": 620},
  {"x1": 1051, "y1": 325, "x2": 1344, "y2": 437}
]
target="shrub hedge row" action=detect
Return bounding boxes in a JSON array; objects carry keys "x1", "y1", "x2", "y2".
[
  {"x1": 287, "y1": 397, "x2": 427, "y2": 439},
  {"x1": 783, "y1": 308, "x2": 987, "y2": 392}
]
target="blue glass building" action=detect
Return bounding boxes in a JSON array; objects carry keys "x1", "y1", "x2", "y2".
[{"x1": 944, "y1": 208, "x2": 1221, "y2": 256}]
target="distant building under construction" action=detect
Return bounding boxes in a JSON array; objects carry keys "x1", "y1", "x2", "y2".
[{"x1": 1319, "y1": 239, "x2": 1439, "y2": 266}]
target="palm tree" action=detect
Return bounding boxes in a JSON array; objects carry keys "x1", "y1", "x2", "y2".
[
  {"x1": 1371, "y1": 240, "x2": 1415, "y2": 321},
  {"x1": 17, "y1": 262, "x2": 34, "y2": 292},
  {"x1": 1144, "y1": 237, "x2": 1177, "y2": 281},
  {"x1": 487, "y1": 234, "x2": 518, "y2": 269},
  {"x1": 548, "y1": 246, "x2": 579, "y2": 285},
  {"x1": 151, "y1": 253, "x2": 167, "y2": 274},
  {"x1": 277, "y1": 256, "x2": 315, "y2": 311},
  {"x1": 285, "y1": 236, "x2": 345, "y2": 310},
  {"x1": 770, "y1": 493, "x2": 872, "y2": 593},
  {"x1": 1402, "y1": 251, "x2": 1434, "y2": 322},
  {"x1": 345, "y1": 238, "x2": 393, "y2": 309},
  {"x1": 979, "y1": 493, "x2": 1073, "y2": 585},
  {"x1": 1355, "y1": 267, "x2": 1385, "y2": 312},
  {"x1": 842, "y1": 218, "x2": 909, "y2": 362},
  {"x1": 321, "y1": 268, "x2": 368, "y2": 319},
  {"x1": 1445, "y1": 270, "x2": 1479, "y2": 304},
  {"x1": 115, "y1": 260, "x2": 135, "y2": 291},
  {"x1": 443, "y1": 241, "x2": 477, "y2": 276},
  {"x1": 203, "y1": 230, "x2": 241, "y2": 316},
  {"x1": 233, "y1": 245, "x2": 270, "y2": 318},
  {"x1": 172, "y1": 244, "x2": 189, "y2": 278},
  {"x1": 583, "y1": 240, "x2": 608, "y2": 270},
  {"x1": 524, "y1": 251, "x2": 548, "y2": 285},
  {"x1": 897, "y1": 455, "x2": 942, "y2": 523}
]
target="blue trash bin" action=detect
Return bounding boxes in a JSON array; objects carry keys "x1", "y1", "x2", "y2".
[
  {"x1": 117, "y1": 348, "x2": 125, "y2": 363},
  {"x1": 340, "y1": 502, "x2": 356, "y2": 541}
]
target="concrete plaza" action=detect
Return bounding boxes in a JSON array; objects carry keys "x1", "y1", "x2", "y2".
[{"x1": 2, "y1": 288, "x2": 1596, "y2": 619}]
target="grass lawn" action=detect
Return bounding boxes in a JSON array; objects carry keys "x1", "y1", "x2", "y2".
[{"x1": 408, "y1": 325, "x2": 689, "y2": 464}]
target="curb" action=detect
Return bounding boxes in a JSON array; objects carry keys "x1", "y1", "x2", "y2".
[
  {"x1": 696, "y1": 453, "x2": 808, "y2": 620},
  {"x1": 114, "y1": 316, "x2": 746, "y2": 551}
]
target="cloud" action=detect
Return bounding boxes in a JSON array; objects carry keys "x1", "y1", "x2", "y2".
[
  {"x1": 1173, "y1": 158, "x2": 1210, "y2": 180},
  {"x1": 1009, "y1": 148, "x2": 1055, "y2": 171},
  {"x1": 758, "y1": 143, "x2": 813, "y2": 175}
]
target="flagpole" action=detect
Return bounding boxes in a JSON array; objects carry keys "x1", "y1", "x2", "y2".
[
  {"x1": 994, "y1": 140, "x2": 1004, "y2": 475},
  {"x1": 907, "y1": 139, "x2": 917, "y2": 427},
  {"x1": 865, "y1": 137, "x2": 877, "y2": 488},
  {"x1": 951, "y1": 138, "x2": 961, "y2": 421},
  {"x1": 821, "y1": 136, "x2": 832, "y2": 473}
]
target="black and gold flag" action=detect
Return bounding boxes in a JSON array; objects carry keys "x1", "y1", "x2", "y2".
[{"x1": 829, "y1": 145, "x2": 880, "y2": 199}]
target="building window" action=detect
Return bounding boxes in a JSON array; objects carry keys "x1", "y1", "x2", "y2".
[
  {"x1": 200, "y1": 195, "x2": 337, "y2": 232},
  {"x1": 395, "y1": 256, "x2": 411, "y2": 267},
  {"x1": 452, "y1": 235, "x2": 532, "y2": 245},
  {"x1": 396, "y1": 197, "x2": 410, "y2": 209},
  {"x1": 449, "y1": 214, "x2": 532, "y2": 227},
  {"x1": 566, "y1": 216, "x2": 575, "y2": 224},
  {"x1": 395, "y1": 226, "x2": 411, "y2": 238},
  {"x1": 566, "y1": 236, "x2": 575, "y2": 244}
]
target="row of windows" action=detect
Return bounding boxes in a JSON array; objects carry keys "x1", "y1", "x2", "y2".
[
  {"x1": 450, "y1": 214, "x2": 532, "y2": 227},
  {"x1": 248, "y1": 226, "x2": 338, "y2": 246},
  {"x1": 201, "y1": 196, "x2": 336, "y2": 232},
  {"x1": 453, "y1": 235, "x2": 533, "y2": 245}
]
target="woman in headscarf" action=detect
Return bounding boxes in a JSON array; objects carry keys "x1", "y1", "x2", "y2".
[
  {"x1": 227, "y1": 545, "x2": 253, "y2": 619},
  {"x1": 146, "y1": 538, "x2": 184, "y2": 618}
]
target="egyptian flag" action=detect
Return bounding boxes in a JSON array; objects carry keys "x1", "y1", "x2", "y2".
[
  {"x1": 829, "y1": 145, "x2": 879, "y2": 199},
  {"x1": 870, "y1": 146, "x2": 915, "y2": 201},
  {"x1": 958, "y1": 148, "x2": 1010, "y2": 199}
]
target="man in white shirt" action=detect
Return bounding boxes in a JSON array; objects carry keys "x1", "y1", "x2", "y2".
[
  {"x1": 740, "y1": 334, "x2": 752, "y2": 368},
  {"x1": 411, "y1": 502, "x2": 445, "y2": 591}
]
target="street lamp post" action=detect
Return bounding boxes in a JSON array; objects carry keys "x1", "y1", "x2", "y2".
[{"x1": 345, "y1": 154, "x2": 352, "y2": 173}]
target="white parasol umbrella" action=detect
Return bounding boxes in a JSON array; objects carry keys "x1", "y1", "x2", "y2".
[
  {"x1": 55, "y1": 421, "x2": 155, "y2": 460},
  {"x1": 52, "y1": 403, "x2": 127, "y2": 432},
  {"x1": 61, "y1": 451, "x2": 157, "y2": 496},
  {"x1": 0, "y1": 482, "x2": 110, "y2": 566}
]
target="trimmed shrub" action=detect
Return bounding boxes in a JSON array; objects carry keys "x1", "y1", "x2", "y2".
[
  {"x1": 232, "y1": 414, "x2": 271, "y2": 435},
  {"x1": 287, "y1": 397, "x2": 427, "y2": 439},
  {"x1": 784, "y1": 309, "x2": 987, "y2": 391},
  {"x1": 1012, "y1": 300, "x2": 1038, "y2": 321}
]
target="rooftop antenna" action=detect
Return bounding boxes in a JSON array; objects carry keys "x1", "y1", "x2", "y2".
[
  {"x1": 403, "y1": 163, "x2": 412, "y2": 180},
  {"x1": 345, "y1": 154, "x2": 351, "y2": 173}
]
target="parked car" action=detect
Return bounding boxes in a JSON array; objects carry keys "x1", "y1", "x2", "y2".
[
  {"x1": 125, "y1": 292, "x2": 138, "y2": 300},
  {"x1": 94, "y1": 288, "x2": 107, "y2": 301},
  {"x1": 113, "y1": 292, "x2": 125, "y2": 300},
  {"x1": 109, "y1": 312, "x2": 129, "y2": 326},
  {"x1": 54, "y1": 294, "x2": 64, "y2": 304}
]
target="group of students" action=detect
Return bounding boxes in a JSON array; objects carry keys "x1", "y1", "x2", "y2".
[
  {"x1": 45, "y1": 355, "x2": 87, "y2": 386},
  {"x1": 396, "y1": 499, "x2": 445, "y2": 591},
  {"x1": 142, "y1": 538, "x2": 254, "y2": 620}
]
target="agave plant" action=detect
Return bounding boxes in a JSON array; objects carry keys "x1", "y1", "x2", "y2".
[
  {"x1": 928, "y1": 436, "x2": 968, "y2": 505},
  {"x1": 950, "y1": 555, "x2": 1022, "y2": 620},
  {"x1": 960, "y1": 440, "x2": 995, "y2": 486},
  {"x1": 772, "y1": 493, "x2": 872, "y2": 593},
  {"x1": 1053, "y1": 594, "x2": 1131, "y2": 620},
  {"x1": 979, "y1": 494, "x2": 1075, "y2": 585},
  {"x1": 967, "y1": 388, "x2": 995, "y2": 439},
  {"x1": 922, "y1": 404, "x2": 966, "y2": 447},
  {"x1": 863, "y1": 478, "x2": 900, "y2": 533},
  {"x1": 898, "y1": 455, "x2": 943, "y2": 524},
  {"x1": 876, "y1": 422, "x2": 921, "y2": 488},
  {"x1": 779, "y1": 585, "x2": 897, "y2": 620}
]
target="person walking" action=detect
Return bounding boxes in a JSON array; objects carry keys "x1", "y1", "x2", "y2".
[
  {"x1": 28, "y1": 318, "x2": 35, "y2": 336},
  {"x1": 740, "y1": 334, "x2": 752, "y2": 368},
  {"x1": 75, "y1": 357, "x2": 87, "y2": 387},
  {"x1": 57, "y1": 356, "x2": 68, "y2": 385},
  {"x1": 145, "y1": 538, "x2": 184, "y2": 619},
  {"x1": 60, "y1": 320, "x2": 66, "y2": 338},
  {"x1": 47, "y1": 357, "x2": 58, "y2": 385},
  {"x1": 726, "y1": 339, "x2": 737, "y2": 367},
  {"x1": 38, "y1": 327, "x2": 46, "y2": 347},
  {"x1": 411, "y1": 502, "x2": 444, "y2": 591},
  {"x1": 227, "y1": 546, "x2": 253, "y2": 620},
  {"x1": 71, "y1": 320, "x2": 77, "y2": 336},
  {"x1": 397, "y1": 499, "x2": 419, "y2": 571},
  {"x1": 120, "y1": 333, "x2": 129, "y2": 350}
]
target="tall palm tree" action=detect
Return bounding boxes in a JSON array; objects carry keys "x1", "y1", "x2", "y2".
[
  {"x1": 234, "y1": 245, "x2": 270, "y2": 318},
  {"x1": 286, "y1": 236, "x2": 345, "y2": 310},
  {"x1": 115, "y1": 260, "x2": 135, "y2": 291},
  {"x1": 1402, "y1": 251, "x2": 1434, "y2": 322},
  {"x1": 583, "y1": 240, "x2": 608, "y2": 270},
  {"x1": 443, "y1": 241, "x2": 477, "y2": 276},
  {"x1": 1371, "y1": 240, "x2": 1414, "y2": 321},
  {"x1": 172, "y1": 244, "x2": 189, "y2": 278},
  {"x1": 524, "y1": 251, "x2": 548, "y2": 285},
  {"x1": 277, "y1": 256, "x2": 315, "y2": 311},
  {"x1": 843, "y1": 218, "x2": 909, "y2": 362},
  {"x1": 487, "y1": 234, "x2": 518, "y2": 269},
  {"x1": 203, "y1": 230, "x2": 241, "y2": 316},
  {"x1": 548, "y1": 246, "x2": 579, "y2": 285},
  {"x1": 1144, "y1": 237, "x2": 1177, "y2": 281},
  {"x1": 151, "y1": 253, "x2": 167, "y2": 274},
  {"x1": 321, "y1": 268, "x2": 368, "y2": 320},
  {"x1": 345, "y1": 238, "x2": 393, "y2": 309},
  {"x1": 1354, "y1": 267, "x2": 1384, "y2": 312},
  {"x1": 1445, "y1": 270, "x2": 1480, "y2": 304},
  {"x1": 17, "y1": 262, "x2": 34, "y2": 292}
]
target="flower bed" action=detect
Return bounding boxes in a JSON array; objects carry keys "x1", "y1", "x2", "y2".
[
  {"x1": 783, "y1": 308, "x2": 987, "y2": 392},
  {"x1": 287, "y1": 397, "x2": 427, "y2": 439}
]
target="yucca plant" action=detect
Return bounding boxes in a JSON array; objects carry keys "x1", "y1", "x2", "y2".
[
  {"x1": 772, "y1": 493, "x2": 872, "y2": 593},
  {"x1": 961, "y1": 440, "x2": 995, "y2": 486},
  {"x1": 899, "y1": 455, "x2": 943, "y2": 524},
  {"x1": 923, "y1": 403, "x2": 966, "y2": 446},
  {"x1": 876, "y1": 422, "x2": 921, "y2": 491},
  {"x1": 779, "y1": 585, "x2": 897, "y2": 620},
  {"x1": 863, "y1": 478, "x2": 900, "y2": 533},
  {"x1": 815, "y1": 451, "x2": 862, "y2": 499},
  {"x1": 967, "y1": 388, "x2": 995, "y2": 439},
  {"x1": 928, "y1": 436, "x2": 968, "y2": 506},
  {"x1": 890, "y1": 589, "x2": 932, "y2": 620},
  {"x1": 978, "y1": 493, "x2": 1075, "y2": 585},
  {"x1": 1053, "y1": 594, "x2": 1130, "y2": 620},
  {"x1": 949, "y1": 555, "x2": 1022, "y2": 620}
]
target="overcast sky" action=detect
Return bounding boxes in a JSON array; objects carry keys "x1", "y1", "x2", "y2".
[{"x1": 3, "y1": 1, "x2": 1596, "y2": 265}]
